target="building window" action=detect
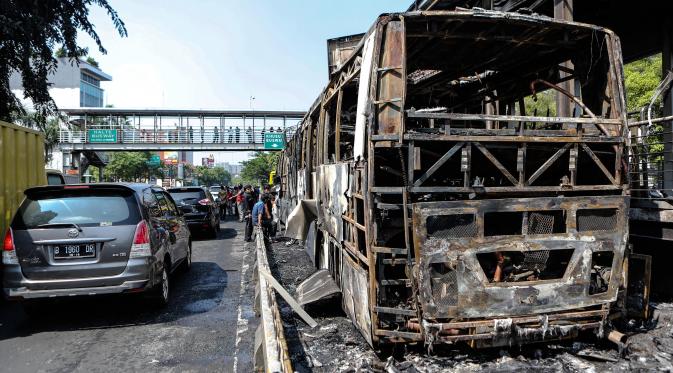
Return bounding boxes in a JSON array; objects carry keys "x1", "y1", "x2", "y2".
[
  {"x1": 80, "y1": 72, "x2": 100, "y2": 87},
  {"x1": 80, "y1": 81, "x2": 104, "y2": 107}
]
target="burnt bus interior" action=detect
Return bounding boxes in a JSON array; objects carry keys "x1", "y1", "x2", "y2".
[{"x1": 278, "y1": 10, "x2": 636, "y2": 347}]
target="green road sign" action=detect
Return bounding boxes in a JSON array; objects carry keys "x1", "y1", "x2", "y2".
[
  {"x1": 264, "y1": 132, "x2": 285, "y2": 150},
  {"x1": 147, "y1": 154, "x2": 161, "y2": 166},
  {"x1": 88, "y1": 129, "x2": 118, "y2": 143}
]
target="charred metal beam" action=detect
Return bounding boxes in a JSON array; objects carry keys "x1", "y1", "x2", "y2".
[{"x1": 413, "y1": 142, "x2": 464, "y2": 186}]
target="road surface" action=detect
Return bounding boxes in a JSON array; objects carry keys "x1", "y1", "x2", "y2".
[{"x1": 0, "y1": 219, "x2": 257, "y2": 373}]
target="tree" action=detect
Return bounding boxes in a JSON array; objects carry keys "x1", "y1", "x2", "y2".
[
  {"x1": 9, "y1": 111, "x2": 61, "y2": 162},
  {"x1": 624, "y1": 54, "x2": 664, "y2": 171},
  {"x1": 195, "y1": 166, "x2": 231, "y2": 186},
  {"x1": 103, "y1": 152, "x2": 160, "y2": 182},
  {"x1": 0, "y1": 0, "x2": 127, "y2": 126},
  {"x1": 524, "y1": 90, "x2": 557, "y2": 117},
  {"x1": 240, "y1": 152, "x2": 278, "y2": 186},
  {"x1": 624, "y1": 54, "x2": 662, "y2": 113}
]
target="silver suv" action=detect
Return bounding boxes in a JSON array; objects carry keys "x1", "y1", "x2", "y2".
[{"x1": 2, "y1": 183, "x2": 191, "y2": 309}]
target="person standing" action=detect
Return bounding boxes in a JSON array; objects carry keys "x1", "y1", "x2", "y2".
[
  {"x1": 252, "y1": 194, "x2": 265, "y2": 240},
  {"x1": 253, "y1": 194, "x2": 272, "y2": 245},
  {"x1": 213, "y1": 126, "x2": 219, "y2": 143},
  {"x1": 262, "y1": 194, "x2": 273, "y2": 244},
  {"x1": 229, "y1": 186, "x2": 239, "y2": 219},
  {"x1": 189, "y1": 126, "x2": 194, "y2": 142},
  {"x1": 236, "y1": 186, "x2": 245, "y2": 222},
  {"x1": 243, "y1": 185, "x2": 256, "y2": 242},
  {"x1": 246, "y1": 127, "x2": 252, "y2": 143},
  {"x1": 235, "y1": 126, "x2": 241, "y2": 143},
  {"x1": 270, "y1": 190, "x2": 279, "y2": 239}
]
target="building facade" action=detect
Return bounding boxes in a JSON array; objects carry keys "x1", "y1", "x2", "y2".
[
  {"x1": 10, "y1": 57, "x2": 111, "y2": 109},
  {"x1": 10, "y1": 58, "x2": 112, "y2": 174}
]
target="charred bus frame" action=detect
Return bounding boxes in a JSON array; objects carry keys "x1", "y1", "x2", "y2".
[{"x1": 277, "y1": 10, "x2": 634, "y2": 347}]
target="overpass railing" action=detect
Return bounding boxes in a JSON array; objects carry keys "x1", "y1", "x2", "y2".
[{"x1": 58, "y1": 127, "x2": 296, "y2": 146}]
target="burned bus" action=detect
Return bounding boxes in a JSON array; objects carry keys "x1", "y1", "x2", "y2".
[{"x1": 277, "y1": 9, "x2": 634, "y2": 347}]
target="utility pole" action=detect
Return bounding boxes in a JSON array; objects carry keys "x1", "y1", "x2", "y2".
[{"x1": 250, "y1": 96, "x2": 256, "y2": 143}]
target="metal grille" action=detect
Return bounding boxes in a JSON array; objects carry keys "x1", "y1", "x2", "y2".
[
  {"x1": 427, "y1": 214, "x2": 477, "y2": 239},
  {"x1": 431, "y1": 270, "x2": 458, "y2": 307},
  {"x1": 577, "y1": 209, "x2": 617, "y2": 232},
  {"x1": 523, "y1": 250, "x2": 550, "y2": 271},
  {"x1": 528, "y1": 212, "x2": 555, "y2": 234}
]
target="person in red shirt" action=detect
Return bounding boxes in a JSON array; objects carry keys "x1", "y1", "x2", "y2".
[
  {"x1": 225, "y1": 188, "x2": 234, "y2": 218},
  {"x1": 234, "y1": 185, "x2": 245, "y2": 222}
]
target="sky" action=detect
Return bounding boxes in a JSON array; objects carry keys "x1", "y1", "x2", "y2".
[{"x1": 81, "y1": 0, "x2": 410, "y2": 164}]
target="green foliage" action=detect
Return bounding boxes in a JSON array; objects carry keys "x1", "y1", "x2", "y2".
[
  {"x1": 9, "y1": 111, "x2": 63, "y2": 162},
  {"x1": 103, "y1": 152, "x2": 161, "y2": 182},
  {"x1": 524, "y1": 90, "x2": 557, "y2": 117},
  {"x1": 624, "y1": 54, "x2": 664, "y2": 178},
  {"x1": 85, "y1": 56, "x2": 99, "y2": 68},
  {"x1": 43, "y1": 118, "x2": 60, "y2": 163},
  {"x1": 240, "y1": 152, "x2": 278, "y2": 186},
  {"x1": 625, "y1": 54, "x2": 662, "y2": 113},
  {"x1": 0, "y1": 0, "x2": 127, "y2": 125},
  {"x1": 194, "y1": 166, "x2": 231, "y2": 186}
]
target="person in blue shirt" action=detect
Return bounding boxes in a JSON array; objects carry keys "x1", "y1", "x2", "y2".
[
  {"x1": 252, "y1": 194, "x2": 272, "y2": 244},
  {"x1": 252, "y1": 197, "x2": 265, "y2": 226}
]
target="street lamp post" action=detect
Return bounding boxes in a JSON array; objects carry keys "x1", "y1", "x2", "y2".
[{"x1": 250, "y1": 96, "x2": 255, "y2": 143}]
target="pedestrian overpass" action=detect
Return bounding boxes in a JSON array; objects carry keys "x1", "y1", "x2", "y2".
[{"x1": 58, "y1": 108, "x2": 305, "y2": 151}]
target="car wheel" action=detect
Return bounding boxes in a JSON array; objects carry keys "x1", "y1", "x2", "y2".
[
  {"x1": 150, "y1": 265, "x2": 170, "y2": 307},
  {"x1": 181, "y1": 244, "x2": 192, "y2": 273}
]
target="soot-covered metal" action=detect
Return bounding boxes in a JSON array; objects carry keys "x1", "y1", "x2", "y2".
[{"x1": 276, "y1": 9, "x2": 648, "y2": 348}]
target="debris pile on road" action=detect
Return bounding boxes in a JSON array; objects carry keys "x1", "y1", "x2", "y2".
[
  {"x1": 267, "y1": 239, "x2": 377, "y2": 372},
  {"x1": 267, "y1": 239, "x2": 673, "y2": 372}
]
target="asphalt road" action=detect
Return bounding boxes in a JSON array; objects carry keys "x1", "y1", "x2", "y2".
[{"x1": 0, "y1": 219, "x2": 258, "y2": 373}]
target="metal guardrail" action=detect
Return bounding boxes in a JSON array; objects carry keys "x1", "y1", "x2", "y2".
[
  {"x1": 628, "y1": 108, "x2": 673, "y2": 197},
  {"x1": 253, "y1": 227, "x2": 293, "y2": 373},
  {"x1": 58, "y1": 128, "x2": 296, "y2": 145}
]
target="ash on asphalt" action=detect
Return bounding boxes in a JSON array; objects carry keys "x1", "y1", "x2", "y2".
[{"x1": 267, "y1": 239, "x2": 673, "y2": 372}]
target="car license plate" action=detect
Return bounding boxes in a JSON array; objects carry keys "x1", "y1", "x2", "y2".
[{"x1": 53, "y1": 244, "x2": 96, "y2": 259}]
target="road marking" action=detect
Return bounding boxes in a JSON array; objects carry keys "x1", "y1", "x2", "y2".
[{"x1": 233, "y1": 241, "x2": 253, "y2": 372}]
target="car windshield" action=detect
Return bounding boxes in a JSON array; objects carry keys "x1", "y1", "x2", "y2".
[
  {"x1": 168, "y1": 189, "x2": 206, "y2": 204},
  {"x1": 209, "y1": 187, "x2": 221, "y2": 192},
  {"x1": 14, "y1": 189, "x2": 140, "y2": 229}
]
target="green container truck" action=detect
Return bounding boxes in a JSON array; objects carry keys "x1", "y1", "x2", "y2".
[{"x1": 0, "y1": 121, "x2": 47, "y2": 243}]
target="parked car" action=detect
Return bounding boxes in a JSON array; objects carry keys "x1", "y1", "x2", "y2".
[
  {"x1": 167, "y1": 187, "x2": 220, "y2": 237},
  {"x1": 2, "y1": 183, "x2": 191, "y2": 310}
]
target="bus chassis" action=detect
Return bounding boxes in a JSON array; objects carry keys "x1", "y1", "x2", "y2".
[{"x1": 277, "y1": 9, "x2": 646, "y2": 348}]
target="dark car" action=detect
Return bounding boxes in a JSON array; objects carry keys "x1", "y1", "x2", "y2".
[
  {"x1": 167, "y1": 187, "x2": 220, "y2": 237},
  {"x1": 2, "y1": 183, "x2": 191, "y2": 309}
]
